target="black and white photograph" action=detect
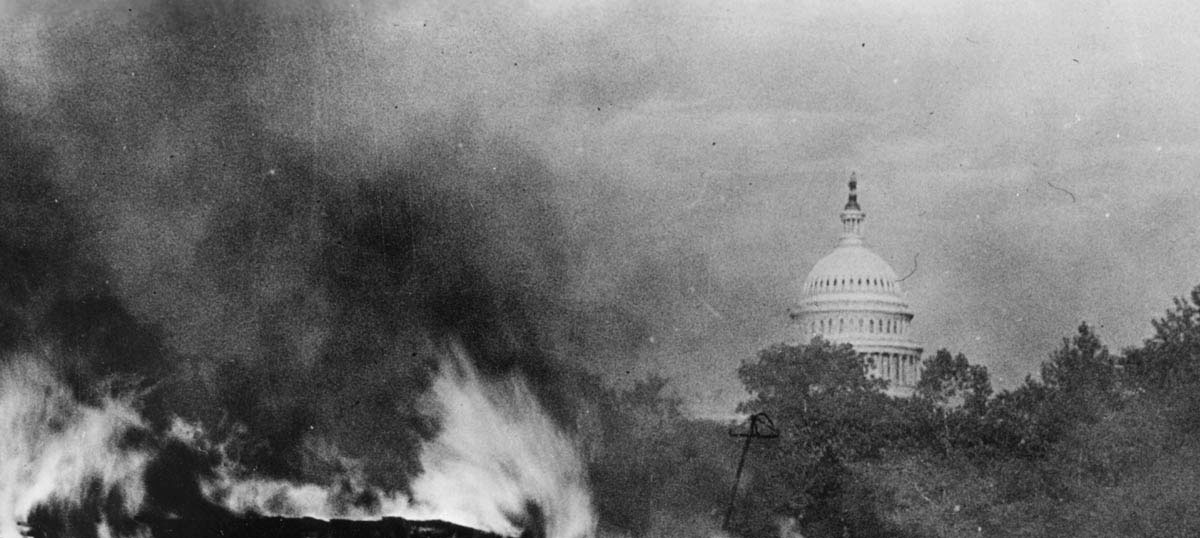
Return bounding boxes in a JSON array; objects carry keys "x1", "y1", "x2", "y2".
[{"x1": 2, "y1": 1, "x2": 1199, "y2": 537}]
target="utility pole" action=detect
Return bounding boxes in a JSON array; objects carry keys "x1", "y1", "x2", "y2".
[{"x1": 722, "y1": 412, "x2": 779, "y2": 531}]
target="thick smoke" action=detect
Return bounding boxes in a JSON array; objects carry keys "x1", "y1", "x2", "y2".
[{"x1": 0, "y1": 0, "x2": 682, "y2": 502}]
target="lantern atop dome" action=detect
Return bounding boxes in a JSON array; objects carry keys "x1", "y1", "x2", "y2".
[{"x1": 839, "y1": 173, "x2": 865, "y2": 244}]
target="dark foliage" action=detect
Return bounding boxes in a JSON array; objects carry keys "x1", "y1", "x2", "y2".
[
  {"x1": 733, "y1": 338, "x2": 914, "y2": 537},
  {"x1": 583, "y1": 374, "x2": 733, "y2": 536},
  {"x1": 725, "y1": 309, "x2": 1192, "y2": 537},
  {"x1": 1122, "y1": 285, "x2": 1200, "y2": 391}
]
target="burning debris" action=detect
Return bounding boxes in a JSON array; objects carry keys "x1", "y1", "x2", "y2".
[
  {"x1": 0, "y1": 345, "x2": 595, "y2": 538},
  {"x1": 0, "y1": 357, "x2": 152, "y2": 538},
  {"x1": 21, "y1": 516, "x2": 526, "y2": 538}
]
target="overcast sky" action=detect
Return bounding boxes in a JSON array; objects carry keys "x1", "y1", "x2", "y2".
[{"x1": 4, "y1": 0, "x2": 1199, "y2": 417}]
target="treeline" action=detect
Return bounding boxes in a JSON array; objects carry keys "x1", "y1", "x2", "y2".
[{"x1": 585, "y1": 285, "x2": 1200, "y2": 538}]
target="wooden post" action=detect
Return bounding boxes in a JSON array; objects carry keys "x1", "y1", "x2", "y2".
[{"x1": 722, "y1": 412, "x2": 779, "y2": 531}]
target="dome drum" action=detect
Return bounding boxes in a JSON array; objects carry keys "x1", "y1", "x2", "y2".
[
  {"x1": 796, "y1": 297, "x2": 912, "y2": 312},
  {"x1": 794, "y1": 311, "x2": 915, "y2": 341}
]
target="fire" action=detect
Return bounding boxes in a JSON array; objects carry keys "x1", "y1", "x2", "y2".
[
  {"x1": 0, "y1": 356, "x2": 153, "y2": 538},
  {"x1": 169, "y1": 419, "x2": 409, "y2": 520},
  {"x1": 405, "y1": 343, "x2": 595, "y2": 538},
  {"x1": 0, "y1": 344, "x2": 596, "y2": 538}
]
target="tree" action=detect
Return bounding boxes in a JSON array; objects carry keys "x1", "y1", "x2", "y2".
[
  {"x1": 916, "y1": 349, "x2": 992, "y2": 415},
  {"x1": 978, "y1": 324, "x2": 1118, "y2": 458},
  {"x1": 734, "y1": 338, "x2": 907, "y2": 538},
  {"x1": 973, "y1": 378, "x2": 1058, "y2": 458},
  {"x1": 912, "y1": 349, "x2": 992, "y2": 455},
  {"x1": 738, "y1": 337, "x2": 894, "y2": 459},
  {"x1": 1122, "y1": 284, "x2": 1200, "y2": 391},
  {"x1": 1041, "y1": 323, "x2": 1118, "y2": 421},
  {"x1": 583, "y1": 374, "x2": 730, "y2": 536}
]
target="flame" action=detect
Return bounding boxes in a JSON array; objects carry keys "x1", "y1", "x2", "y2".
[
  {"x1": 168, "y1": 419, "x2": 410, "y2": 520},
  {"x1": 405, "y1": 343, "x2": 596, "y2": 538},
  {"x1": 0, "y1": 356, "x2": 153, "y2": 538},
  {"x1": 194, "y1": 343, "x2": 597, "y2": 538},
  {"x1": 0, "y1": 344, "x2": 595, "y2": 538}
]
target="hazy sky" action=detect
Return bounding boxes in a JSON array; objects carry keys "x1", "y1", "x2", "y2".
[{"x1": 3, "y1": 0, "x2": 1199, "y2": 417}]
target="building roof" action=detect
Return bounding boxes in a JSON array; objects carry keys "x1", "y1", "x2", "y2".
[{"x1": 802, "y1": 242, "x2": 903, "y2": 298}]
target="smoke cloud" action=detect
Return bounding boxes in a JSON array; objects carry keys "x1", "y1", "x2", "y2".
[
  {"x1": 8, "y1": 2, "x2": 1197, "y2": 519},
  {"x1": 0, "y1": 0, "x2": 688, "y2": 495}
]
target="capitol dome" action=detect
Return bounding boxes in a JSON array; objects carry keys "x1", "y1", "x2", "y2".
[{"x1": 790, "y1": 175, "x2": 923, "y2": 395}]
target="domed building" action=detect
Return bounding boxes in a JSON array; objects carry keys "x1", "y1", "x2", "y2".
[{"x1": 790, "y1": 174, "x2": 923, "y2": 395}]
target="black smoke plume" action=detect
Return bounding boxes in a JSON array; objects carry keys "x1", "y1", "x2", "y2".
[
  {"x1": 0, "y1": 3, "x2": 735, "y2": 535},
  {"x1": 0, "y1": 0, "x2": 604, "y2": 500}
]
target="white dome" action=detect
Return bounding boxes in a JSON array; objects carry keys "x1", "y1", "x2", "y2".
[
  {"x1": 789, "y1": 175, "x2": 922, "y2": 396},
  {"x1": 801, "y1": 242, "x2": 904, "y2": 302}
]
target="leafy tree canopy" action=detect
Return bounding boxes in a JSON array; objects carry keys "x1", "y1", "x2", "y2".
[
  {"x1": 738, "y1": 337, "x2": 884, "y2": 412},
  {"x1": 1123, "y1": 284, "x2": 1200, "y2": 391},
  {"x1": 916, "y1": 349, "x2": 992, "y2": 414}
]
